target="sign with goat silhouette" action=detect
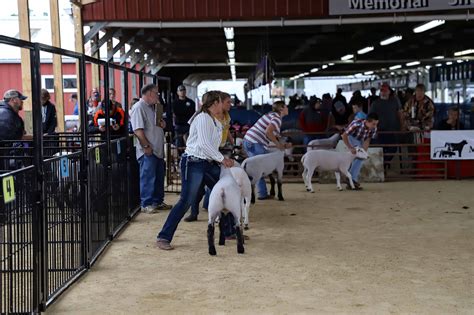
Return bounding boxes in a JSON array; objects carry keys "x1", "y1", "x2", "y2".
[{"x1": 431, "y1": 131, "x2": 474, "y2": 160}]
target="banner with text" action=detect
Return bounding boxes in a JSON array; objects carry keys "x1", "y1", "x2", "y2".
[
  {"x1": 330, "y1": 0, "x2": 474, "y2": 15},
  {"x1": 431, "y1": 130, "x2": 474, "y2": 160}
]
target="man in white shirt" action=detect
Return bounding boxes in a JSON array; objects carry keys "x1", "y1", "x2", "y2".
[{"x1": 130, "y1": 84, "x2": 172, "y2": 213}]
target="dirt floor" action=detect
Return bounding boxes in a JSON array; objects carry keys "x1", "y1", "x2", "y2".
[{"x1": 47, "y1": 181, "x2": 474, "y2": 314}]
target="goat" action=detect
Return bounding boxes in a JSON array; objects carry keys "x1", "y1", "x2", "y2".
[
  {"x1": 207, "y1": 167, "x2": 245, "y2": 256},
  {"x1": 241, "y1": 150, "x2": 286, "y2": 204},
  {"x1": 229, "y1": 166, "x2": 252, "y2": 230},
  {"x1": 301, "y1": 147, "x2": 369, "y2": 192}
]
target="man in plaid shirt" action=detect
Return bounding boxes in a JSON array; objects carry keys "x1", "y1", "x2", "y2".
[{"x1": 341, "y1": 113, "x2": 379, "y2": 190}]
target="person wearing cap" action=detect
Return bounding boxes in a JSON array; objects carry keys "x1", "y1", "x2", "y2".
[
  {"x1": 369, "y1": 83, "x2": 403, "y2": 164},
  {"x1": 0, "y1": 89, "x2": 27, "y2": 141},
  {"x1": 402, "y1": 83, "x2": 435, "y2": 132},
  {"x1": 299, "y1": 97, "x2": 328, "y2": 150},
  {"x1": 172, "y1": 84, "x2": 196, "y2": 155}
]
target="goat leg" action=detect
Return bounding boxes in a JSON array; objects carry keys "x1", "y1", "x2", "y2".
[
  {"x1": 235, "y1": 226, "x2": 245, "y2": 254},
  {"x1": 207, "y1": 224, "x2": 217, "y2": 256},
  {"x1": 218, "y1": 213, "x2": 225, "y2": 246},
  {"x1": 251, "y1": 185, "x2": 256, "y2": 204},
  {"x1": 269, "y1": 174, "x2": 276, "y2": 196},
  {"x1": 277, "y1": 181, "x2": 284, "y2": 201}
]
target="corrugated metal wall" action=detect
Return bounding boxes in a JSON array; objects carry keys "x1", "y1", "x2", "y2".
[{"x1": 82, "y1": 0, "x2": 328, "y2": 22}]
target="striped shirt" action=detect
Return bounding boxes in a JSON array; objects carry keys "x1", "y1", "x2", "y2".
[
  {"x1": 185, "y1": 112, "x2": 224, "y2": 162},
  {"x1": 344, "y1": 119, "x2": 377, "y2": 141},
  {"x1": 244, "y1": 112, "x2": 282, "y2": 146}
]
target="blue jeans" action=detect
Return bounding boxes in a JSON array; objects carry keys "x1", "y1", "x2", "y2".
[
  {"x1": 191, "y1": 186, "x2": 210, "y2": 216},
  {"x1": 158, "y1": 155, "x2": 220, "y2": 242},
  {"x1": 242, "y1": 140, "x2": 268, "y2": 198},
  {"x1": 138, "y1": 154, "x2": 165, "y2": 207},
  {"x1": 348, "y1": 136, "x2": 364, "y2": 182}
]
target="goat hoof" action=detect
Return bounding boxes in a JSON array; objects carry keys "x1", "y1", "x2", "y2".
[
  {"x1": 278, "y1": 196, "x2": 284, "y2": 201},
  {"x1": 306, "y1": 188, "x2": 311, "y2": 192},
  {"x1": 237, "y1": 245, "x2": 245, "y2": 254},
  {"x1": 209, "y1": 246, "x2": 217, "y2": 256},
  {"x1": 218, "y1": 239, "x2": 225, "y2": 246},
  {"x1": 310, "y1": 190, "x2": 315, "y2": 193},
  {"x1": 244, "y1": 226, "x2": 249, "y2": 230},
  {"x1": 337, "y1": 187, "x2": 343, "y2": 191}
]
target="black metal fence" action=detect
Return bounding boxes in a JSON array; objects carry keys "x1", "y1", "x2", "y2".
[{"x1": 0, "y1": 35, "x2": 168, "y2": 313}]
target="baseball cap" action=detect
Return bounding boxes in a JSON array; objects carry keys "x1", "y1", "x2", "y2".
[
  {"x1": 177, "y1": 85, "x2": 186, "y2": 91},
  {"x1": 4, "y1": 89, "x2": 27, "y2": 101},
  {"x1": 380, "y1": 83, "x2": 390, "y2": 92}
]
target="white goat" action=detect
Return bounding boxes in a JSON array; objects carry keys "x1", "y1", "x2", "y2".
[
  {"x1": 207, "y1": 167, "x2": 245, "y2": 256},
  {"x1": 307, "y1": 133, "x2": 341, "y2": 151},
  {"x1": 229, "y1": 166, "x2": 252, "y2": 230},
  {"x1": 241, "y1": 150, "x2": 286, "y2": 204},
  {"x1": 301, "y1": 147, "x2": 368, "y2": 192}
]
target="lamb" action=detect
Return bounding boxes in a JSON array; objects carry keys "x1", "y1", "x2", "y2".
[
  {"x1": 207, "y1": 167, "x2": 245, "y2": 256},
  {"x1": 301, "y1": 147, "x2": 368, "y2": 192},
  {"x1": 307, "y1": 133, "x2": 341, "y2": 151},
  {"x1": 229, "y1": 166, "x2": 252, "y2": 230},
  {"x1": 241, "y1": 149, "x2": 286, "y2": 204}
]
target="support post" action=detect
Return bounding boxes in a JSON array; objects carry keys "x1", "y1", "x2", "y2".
[
  {"x1": 18, "y1": 0, "x2": 33, "y2": 134},
  {"x1": 49, "y1": 0, "x2": 65, "y2": 132},
  {"x1": 91, "y1": 34, "x2": 100, "y2": 95},
  {"x1": 72, "y1": 2, "x2": 84, "y2": 112}
]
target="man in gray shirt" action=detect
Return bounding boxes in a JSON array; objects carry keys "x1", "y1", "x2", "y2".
[{"x1": 130, "y1": 84, "x2": 172, "y2": 213}]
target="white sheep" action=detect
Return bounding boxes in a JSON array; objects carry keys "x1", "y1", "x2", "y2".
[
  {"x1": 229, "y1": 166, "x2": 252, "y2": 230},
  {"x1": 307, "y1": 133, "x2": 341, "y2": 151},
  {"x1": 207, "y1": 167, "x2": 245, "y2": 256},
  {"x1": 241, "y1": 149, "x2": 286, "y2": 204},
  {"x1": 301, "y1": 147, "x2": 368, "y2": 192}
]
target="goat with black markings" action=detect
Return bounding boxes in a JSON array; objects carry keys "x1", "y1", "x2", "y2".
[{"x1": 207, "y1": 167, "x2": 245, "y2": 256}]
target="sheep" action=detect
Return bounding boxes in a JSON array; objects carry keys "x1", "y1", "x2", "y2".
[
  {"x1": 229, "y1": 166, "x2": 252, "y2": 230},
  {"x1": 241, "y1": 149, "x2": 286, "y2": 204},
  {"x1": 307, "y1": 133, "x2": 341, "y2": 151},
  {"x1": 207, "y1": 167, "x2": 245, "y2": 256},
  {"x1": 301, "y1": 147, "x2": 369, "y2": 192}
]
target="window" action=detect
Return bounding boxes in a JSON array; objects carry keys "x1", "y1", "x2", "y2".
[{"x1": 41, "y1": 75, "x2": 78, "y2": 93}]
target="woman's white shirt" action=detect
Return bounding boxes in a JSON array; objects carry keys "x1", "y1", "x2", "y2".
[{"x1": 185, "y1": 112, "x2": 224, "y2": 162}]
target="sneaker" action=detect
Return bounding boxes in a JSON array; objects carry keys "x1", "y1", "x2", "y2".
[
  {"x1": 156, "y1": 238, "x2": 174, "y2": 250},
  {"x1": 155, "y1": 202, "x2": 173, "y2": 210},
  {"x1": 184, "y1": 214, "x2": 198, "y2": 222},
  {"x1": 141, "y1": 206, "x2": 159, "y2": 214}
]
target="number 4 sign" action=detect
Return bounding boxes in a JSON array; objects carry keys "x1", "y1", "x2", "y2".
[{"x1": 2, "y1": 176, "x2": 15, "y2": 204}]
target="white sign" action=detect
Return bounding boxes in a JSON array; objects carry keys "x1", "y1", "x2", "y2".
[
  {"x1": 431, "y1": 130, "x2": 474, "y2": 160},
  {"x1": 330, "y1": 0, "x2": 474, "y2": 15}
]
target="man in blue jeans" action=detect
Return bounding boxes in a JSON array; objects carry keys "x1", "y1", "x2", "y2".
[
  {"x1": 130, "y1": 84, "x2": 172, "y2": 213},
  {"x1": 341, "y1": 112, "x2": 379, "y2": 190}
]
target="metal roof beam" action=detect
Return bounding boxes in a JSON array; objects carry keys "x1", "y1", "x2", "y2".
[{"x1": 108, "y1": 31, "x2": 139, "y2": 62}]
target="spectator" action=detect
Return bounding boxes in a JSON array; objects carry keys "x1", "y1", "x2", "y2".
[
  {"x1": 341, "y1": 113, "x2": 379, "y2": 190},
  {"x1": 156, "y1": 91, "x2": 235, "y2": 250},
  {"x1": 130, "y1": 84, "x2": 173, "y2": 214},
  {"x1": 369, "y1": 83, "x2": 403, "y2": 163},
  {"x1": 109, "y1": 88, "x2": 122, "y2": 109},
  {"x1": 92, "y1": 100, "x2": 126, "y2": 137},
  {"x1": 0, "y1": 90, "x2": 28, "y2": 171},
  {"x1": 71, "y1": 93, "x2": 79, "y2": 115},
  {"x1": 40, "y1": 89, "x2": 57, "y2": 135},
  {"x1": 321, "y1": 93, "x2": 333, "y2": 112},
  {"x1": 402, "y1": 83, "x2": 435, "y2": 132},
  {"x1": 367, "y1": 87, "x2": 379, "y2": 112},
  {"x1": 299, "y1": 97, "x2": 328, "y2": 147},
  {"x1": 350, "y1": 101, "x2": 367, "y2": 121},
  {"x1": 0, "y1": 90, "x2": 27, "y2": 141},
  {"x1": 243, "y1": 100, "x2": 289, "y2": 200},
  {"x1": 437, "y1": 107, "x2": 464, "y2": 130},
  {"x1": 349, "y1": 90, "x2": 368, "y2": 114},
  {"x1": 328, "y1": 90, "x2": 352, "y2": 131},
  {"x1": 172, "y1": 84, "x2": 196, "y2": 153}
]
